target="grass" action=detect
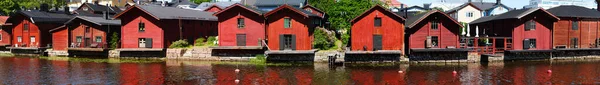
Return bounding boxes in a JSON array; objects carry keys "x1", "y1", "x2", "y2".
[{"x1": 249, "y1": 54, "x2": 267, "y2": 64}]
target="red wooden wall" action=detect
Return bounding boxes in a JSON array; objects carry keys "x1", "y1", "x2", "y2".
[
  {"x1": 350, "y1": 8, "x2": 404, "y2": 51},
  {"x1": 217, "y1": 6, "x2": 265, "y2": 46},
  {"x1": 10, "y1": 14, "x2": 57, "y2": 47},
  {"x1": 408, "y1": 13, "x2": 461, "y2": 49},
  {"x1": 119, "y1": 7, "x2": 218, "y2": 49},
  {"x1": 266, "y1": 8, "x2": 315, "y2": 50},
  {"x1": 553, "y1": 18, "x2": 600, "y2": 48},
  {"x1": 52, "y1": 27, "x2": 68, "y2": 51},
  {"x1": 511, "y1": 14, "x2": 554, "y2": 50},
  {"x1": 205, "y1": 6, "x2": 222, "y2": 12},
  {"x1": 0, "y1": 28, "x2": 11, "y2": 46},
  {"x1": 70, "y1": 22, "x2": 107, "y2": 48}
]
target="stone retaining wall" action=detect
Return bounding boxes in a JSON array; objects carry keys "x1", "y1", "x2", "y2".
[
  {"x1": 166, "y1": 48, "x2": 253, "y2": 61},
  {"x1": 48, "y1": 50, "x2": 68, "y2": 57}
]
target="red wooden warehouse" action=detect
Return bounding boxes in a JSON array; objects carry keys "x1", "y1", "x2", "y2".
[
  {"x1": 5, "y1": 10, "x2": 73, "y2": 48},
  {"x1": 470, "y1": 7, "x2": 559, "y2": 51},
  {"x1": 264, "y1": 4, "x2": 323, "y2": 51},
  {"x1": 214, "y1": 3, "x2": 266, "y2": 47},
  {"x1": 114, "y1": 5, "x2": 218, "y2": 49},
  {"x1": 350, "y1": 5, "x2": 405, "y2": 52},
  {"x1": 50, "y1": 16, "x2": 121, "y2": 51},
  {"x1": 547, "y1": 6, "x2": 600, "y2": 49},
  {"x1": 204, "y1": 5, "x2": 224, "y2": 12},
  {"x1": 0, "y1": 16, "x2": 11, "y2": 47},
  {"x1": 405, "y1": 10, "x2": 462, "y2": 50}
]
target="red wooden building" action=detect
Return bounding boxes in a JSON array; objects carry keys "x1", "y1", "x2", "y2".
[
  {"x1": 214, "y1": 3, "x2": 266, "y2": 47},
  {"x1": 114, "y1": 5, "x2": 218, "y2": 49},
  {"x1": 50, "y1": 16, "x2": 121, "y2": 51},
  {"x1": 349, "y1": 5, "x2": 405, "y2": 52},
  {"x1": 264, "y1": 4, "x2": 323, "y2": 51},
  {"x1": 0, "y1": 16, "x2": 11, "y2": 46},
  {"x1": 547, "y1": 6, "x2": 600, "y2": 49},
  {"x1": 5, "y1": 10, "x2": 73, "y2": 48},
  {"x1": 470, "y1": 7, "x2": 559, "y2": 50},
  {"x1": 405, "y1": 10, "x2": 462, "y2": 50}
]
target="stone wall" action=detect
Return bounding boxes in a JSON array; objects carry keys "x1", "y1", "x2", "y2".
[
  {"x1": 166, "y1": 48, "x2": 253, "y2": 61},
  {"x1": 314, "y1": 51, "x2": 343, "y2": 63},
  {"x1": 48, "y1": 50, "x2": 68, "y2": 57}
]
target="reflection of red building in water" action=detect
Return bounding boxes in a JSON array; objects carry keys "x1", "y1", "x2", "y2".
[{"x1": 119, "y1": 63, "x2": 164, "y2": 85}]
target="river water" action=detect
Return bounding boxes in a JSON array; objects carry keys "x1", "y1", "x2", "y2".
[{"x1": 0, "y1": 56, "x2": 599, "y2": 84}]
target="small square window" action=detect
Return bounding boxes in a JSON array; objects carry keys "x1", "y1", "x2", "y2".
[
  {"x1": 525, "y1": 20, "x2": 536, "y2": 31},
  {"x1": 23, "y1": 23, "x2": 29, "y2": 31},
  {"x1": 139, "y1": 22, "x2": 145, "y2": 32},
  {"x1": 431, "y1": 36, "x2": 439, "y2": 47},
  {"x1": 572, "y1": 20, "x2": 578, "y2": 30},
  {"x1": 30, "y1": 36, "x2": 35, "y2": 43},
  {"x1": 237, "y1": 18, "x2": 245, "y2": 28},
  {"x1": 466, "y1": 12, "x2": 473, "y2": 17},
  {"x1": 95, "y1": 36, "x2": 102, "y2": 43},
  {"x1": 431, "y1": 20, "x2": 439, "y2": 30},
  {"x1": 374, "y1": 17, "x2": 382, "y2": 27},
  {"x1": 17, "y1": 36, "x2": 22, "y2": 42},
  {"x1": 284, "y1": 18, "x2": 291, "y2": 28},
  {"x1": 76, "y1": 36, "x2": 82, "y2": 43}
]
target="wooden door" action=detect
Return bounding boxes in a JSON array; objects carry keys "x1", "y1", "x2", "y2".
[
  {"x1": 237, "y1": 34, "x2": 246, "y2": 46},
  {"x1": 373, "y1": 35, "x2": 382, "y2": 51}
]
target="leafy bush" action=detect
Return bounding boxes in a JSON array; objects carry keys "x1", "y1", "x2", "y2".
[
  {"x1": 169, "y1": 39, "x2": 190, "y2": 48},
  {"x1": 194, "y1": 38, "x2": 206, "y2": 46},
  {"x1": 109, "y1": 32, "x2": 119, "y2": 49},
  {"x1": 250, "y1": 54, "x2": 266, "y2": 64},
  {"x1": 342, "y1": 32, "x2": 350, "y2": 47},
  {"x1": 313, "y1": 29, "x2": 334, "y2": 50},
  {"x1": 206, "y1": 36, "x2": 218, "y2": 46}
]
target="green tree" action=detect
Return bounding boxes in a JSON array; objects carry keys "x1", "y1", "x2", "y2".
[
  {"x1": 309, "y1": 0, "x2": 384, "y2": 46},
  {"x1": 0, "y1": 0, "x2": 66, "y2": 15},
  {"x1": 313, "y1": 28, "x2": 334, "y2": 50},
  {"x1": 0, "y1": 0, "x2": 15, "y2": 15},
  {"x1": 191, "y1": 0, "x2": 211, "y2": 4},
  {"x1": 109, "y1": 32, "x2": 119, "y2": 49}
]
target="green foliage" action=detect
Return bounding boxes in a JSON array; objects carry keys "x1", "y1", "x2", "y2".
[
  {"x1": 249, "y1": 54, "x2": 266, "y2": 64},
  {"x1": 194, "y1": 38, "x2": 206, "y2": 46},
  {"x1": 109, "y1": 32, "x2": 119, "y2": 49},
  {"x1": 191, "y1": 0, "x2": 211, "y2": 4},
  {"x1": 313, "y1": 29, "x2": 334, "y2": 50},
  {"x1": 432, "y1": 7, "x2": 444, "y2": 12},
  {"x1": 169, "y1": 40, "x2": 191, "y2": 48},
  {"x1": 206, "y1": 36, "x2": 218, "y2": 46},
  {"x1": 0, "y1": 0, "x2": 66, "y2": 15},
  {"x1": 309, "y1": 0, "x2": 384, "y2": 47}
]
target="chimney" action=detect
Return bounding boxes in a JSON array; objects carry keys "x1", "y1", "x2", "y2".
[
  {"x1": 40, "y1": 4, "x2": 50, "y2": 12},
  {"x1": 63, "y1": 6, "x2": 70, "y2": 14},
  {"x1": 103, "y1": 11, "x2": 109, "y2": 20},
  {"x1": 424, "y1": 4, "x2": 431, "y2": 10}
]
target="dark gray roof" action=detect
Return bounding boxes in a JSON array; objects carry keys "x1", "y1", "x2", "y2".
[
  {"x1": 13, "y1": 10, "x2": 74, "y2": 24},
  {"x1": 65, "y1": 16, "x2": 121, "y2": 25},
  {"x1": 134, "y1": 5, "x2": 217, "y2": 21},
  {"x1": 83, "y1": 3, "x2": 122, "y2": 14},
  {"x1": 251, "y1": 0, "x2": 306, "y2": 6},
  {"x1": 470, "y1": 7, "x2": 557, "y2": 24},
  {"x1": 292, "y1": 6, "x2": 318, "y2": 17},
  {"x1": 547, "y1": 5, "x2": 600, "y2": 18},
  {"x1": 215, "y1": 3, "x2": 266, "y2": 15},
  {"x1": 399, "y1": 6, "x2": 427, "y2": 12},
  {"x1": 265, "y1": 4, "x2": 317, "y2": 17},
  {"x1": 402, "y1": 11, "x2": 461, "y2": 28},
  {"x1": 195, "y1": 2, "x2": 236, "y2": 10}
]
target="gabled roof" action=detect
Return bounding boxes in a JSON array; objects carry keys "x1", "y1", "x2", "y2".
[
  {"x1": 251, "y1": 0, "x2": 306, "y2": 6},
  {"x1": 445, "y1": 3, "x2": 482, "y2": 13},
  {"x1": 399, "y1": 6, "x2": 427, "y2": 12},
  {"x1": 264, "y1": 4, "x2": 318, "y2": 18},
  {"x1": 79, "y1": 3, "x2": 122, "y2": 14},
  {"x1": 350, "y1": 5, "x2": 405, "y2": 23},
  {"x1": 0, "y1": 16, "x2": 8, "y2": 25},
  {"x1": 547, "y1": 5, "x2": 600, "y2": 18},
  {"x1": 203, "y1": 5, "x2": 223, "y2": 11},
  {"x1": 65, "y1": 16, "x2": 121, "y2": 26},
  {"x1": 7, "y1": 10, "x2": 73, "y2": 24},
  {"x1": 301, "y1": 5, "x2": 325, "y2": 14},
  {"x1": 214, "y1": 3, "x2": 266, "y2": 16},
  {"x1": 470, "y1": 7, "x2": 559, "y2": 24},
  {"x1": 114, "y1": 5, "x2": 217, "y2": 21},
  {"x1": 404, "y1": 10, "x2": 462, "y2": 28}
]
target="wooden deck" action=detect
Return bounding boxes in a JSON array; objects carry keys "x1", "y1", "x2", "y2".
[
  {"x1": 7, "y1": 47, "x2": 49, "y2": 56},
  {"x1": 68, "y1": 48, "x2": 107, "y2": 52},
  {"x1": 211, "y1": 46, "x2": 265, "y2": 57},
  {"x1": 115, "y1": 48, "x2": 166, "y2": 57}
]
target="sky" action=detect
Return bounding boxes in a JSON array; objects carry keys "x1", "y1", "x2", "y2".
[{"x1": 398, "y1": 0, "x2": 531, "y2": 9}]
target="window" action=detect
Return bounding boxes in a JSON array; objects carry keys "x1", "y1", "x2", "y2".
[
  {"x1": 466, "y1": 12, "x2": 473, "y2": 17},
  {"x1": 284, "y1": 18, "x2": 291, "y2": 28},
  {"x1": 138, "y1": 22, "x2": 145, "y2": 32},
  {"x1": 431, "y1": 20, "x2": 439, "y2": 30},
  {"x1": 0, "y1": 33, "x2": 3, "y2": 41},
  {"x1": 85, "y1": 26, "x2": 91, "y2": 33},
  {"x1": 571, "y1": 38, "x2": 578, "y2": 48},
  {"x1": 313, "y1": 19, "x2": 321, "y2": 26},
  {"x1": 523, "y1": 39, "x2": 536, "y2": 49},
  {"x1": 82, "y1": 7, "x2": 88, "y2": 11},
  {"x1": 572, "y1": 20, "x2": 578, "y2": 30},
  {"x1": 17, "y1": 36, "x2": 22, "y2": 42},
  {"x1": 23, "y1": 23, "x2": 29, "y2": 31},
  {"x1": 76, "y1": 36, "x2": 82, "y2": 43},
  {"x1": 282, "y1": 35, "x2": 294, "y2": 50},
  {"x1": 237, "y1": 18, "x2": 245, "y2": 28},
  {"x1": 374, "y1": 17, "x2": 382, "y2": 27},
  {"x1": 525, "y1": 20, "x2": 536, "y2": 31},
  {"x1": 139, "y1": 38, "x2": 146, "y2": 48},
  {"x1": 306, "y1": 9, "x2": 312, "y2": 13},
  {"x1": 95, "y1": 36, "x2": 102, "y2": 43},
  {"x1": 431, "y1": 36, "x2": 439, "y2": 47},
  {"x1": 30, "y1": 36, "x2": 35, "y2": 43}
]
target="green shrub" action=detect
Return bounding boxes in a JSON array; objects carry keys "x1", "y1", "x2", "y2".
[
  {"x1": 194, "y1": 38, "x2": 206, "y2": 46},
  {"x1": 206, "y1": 36, "x2": 218, "y2": 46},
  {"x1": 109, "y1": 32, "x2": 119, "y2": 49},
  {"x1": 250, "y1": 54, "x2": 266, "y2": 64},
  {"x1": 313, "y1": 29, "x2": 333, "y2": 50},
  {"x1": 169, "y1": 40, "x2": 190, "y2": 48},
  {"x1": 342, "y1": 32, "x2": 350, "y2": 48}
]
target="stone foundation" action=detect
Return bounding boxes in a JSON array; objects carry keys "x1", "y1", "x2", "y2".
[
  {"x1": 48, "y1": 50, "x2": 68, "y2": 57},
  {"x1": 166, "y1": 48, "x2": 254, "y2": 61}
]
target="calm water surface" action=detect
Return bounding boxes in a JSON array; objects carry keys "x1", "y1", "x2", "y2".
[{"x1": 1, "y1": 56, "x2": 600, "y2": 84}]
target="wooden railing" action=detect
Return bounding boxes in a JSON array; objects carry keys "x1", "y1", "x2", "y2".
[{"x1": 460, "y1": 37, "x2": 512, "y2": 54}]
